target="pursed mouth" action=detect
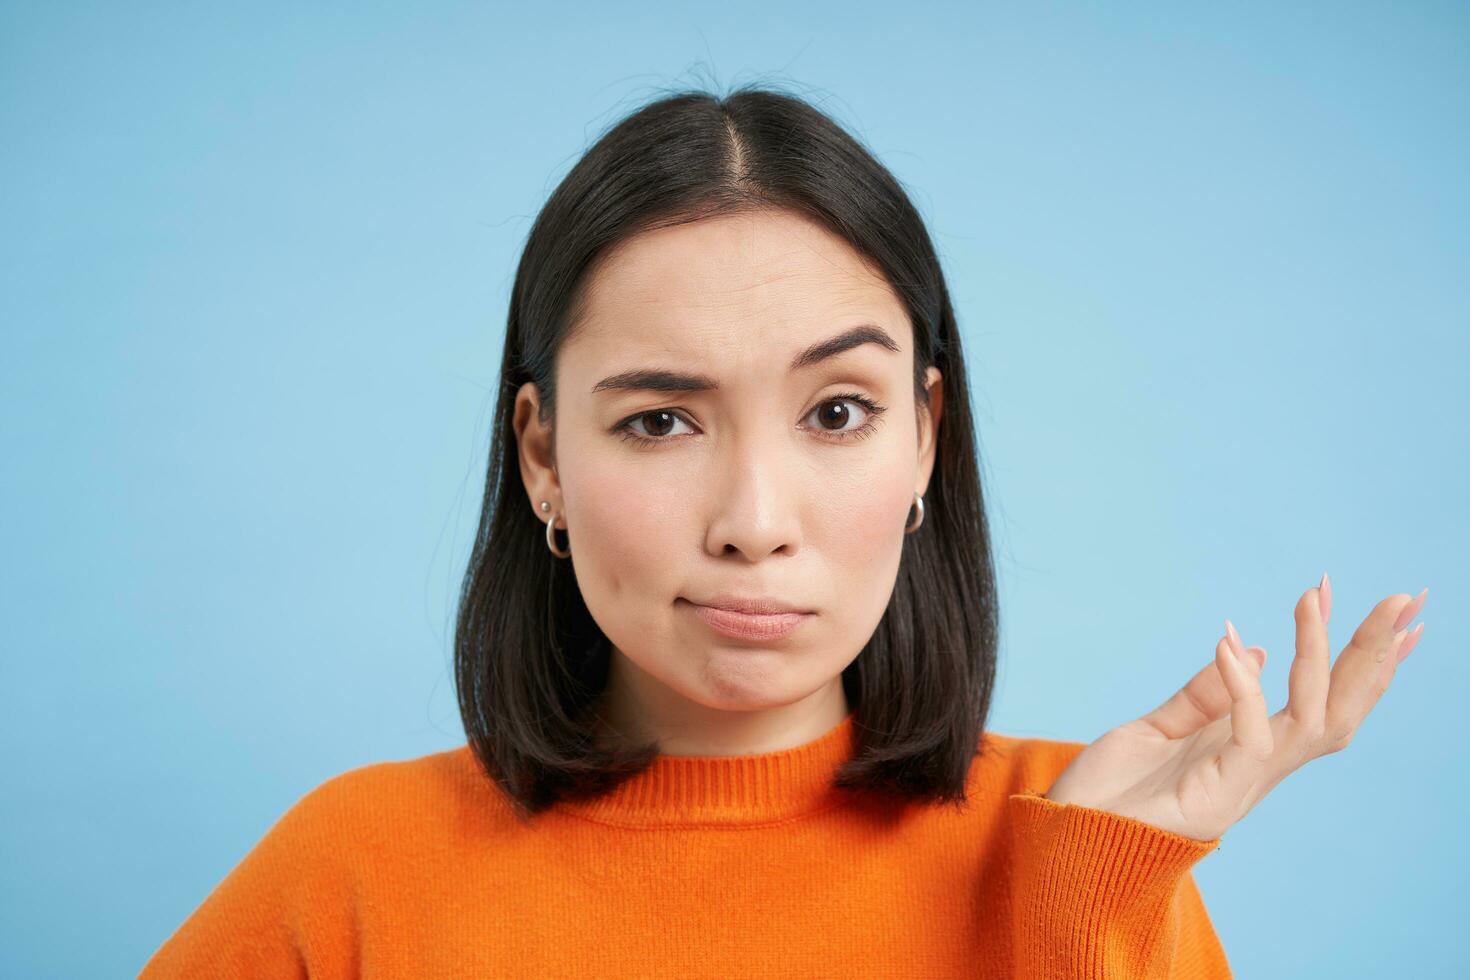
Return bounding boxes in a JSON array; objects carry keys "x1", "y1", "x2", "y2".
[
  {"x1": 680, "y1": 599, "x2": 814, "y2": 641},
  {"x1": 679, "y1": 596, "x2": 815, "y2": 616}
]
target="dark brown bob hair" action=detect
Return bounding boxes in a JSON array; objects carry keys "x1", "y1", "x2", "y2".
[{"x1": 455, "y1": 83, "x2": 999, "y2": 822}]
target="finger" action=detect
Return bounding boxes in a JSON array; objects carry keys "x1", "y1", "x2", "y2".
[
  {"x1": 1325, "y1": 591, "x2": 1426, "y2": 750},
  {"x1": 1285, "y1": 579, "x2": 1332, "y2": 733},
  {"x1": 1217, "y1": 622, "x2": 1274, "y2": 789},
  {"x1": 1140, "y1": 645, "x2": 1267, "y2": 738},
  {"x1": 1363, "y1": 620, "x2": 1423, "y2": 722},
  {"x1": 1364, "y1": 627, "x2": 1412, "y2": 716},
  {"x1": 1397, "y1": 621, "x2": 1425, "y2": 663}
]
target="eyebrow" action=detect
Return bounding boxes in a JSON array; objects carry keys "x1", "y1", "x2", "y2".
[{"x1": 590, "y1": 323, "x2": 901, "y2": 395}]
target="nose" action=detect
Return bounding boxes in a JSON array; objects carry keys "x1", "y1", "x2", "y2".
[{"x1": 703, "y1": 437, "x2": 803, "y2": 561}]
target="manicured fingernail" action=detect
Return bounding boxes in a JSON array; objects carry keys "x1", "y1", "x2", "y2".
[
  {"x1": 1396, "y1": 621, "x2": 1424, "y2": 663},
  {"x1": 1392, "y1": 588, "x2": 1428, "y2": 632},
  {"x1": 1317, "y1": 572, "x2": 1332, "y2": 624},
  {"x1": 1224, "y1": 618, "x2": 1245, "y2": 661}
]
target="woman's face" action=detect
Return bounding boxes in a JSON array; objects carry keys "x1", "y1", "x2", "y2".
[{"x1": 514, "y1": 208, "x2": 942, "y2": 748}]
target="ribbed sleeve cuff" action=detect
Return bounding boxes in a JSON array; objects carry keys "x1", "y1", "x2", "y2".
[{"x1": 1008, "y1": 791, "x2": 1223, "y2": 979}]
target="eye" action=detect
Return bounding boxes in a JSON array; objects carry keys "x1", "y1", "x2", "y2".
[
  {"x1": 803, "y1": 393, "x2": 884, "y2": 440},
  {"x1": 621, "y1": 409, "x2": 696, "y2": 441},
  {"x1": 613, "y1": 391, "x2": 888, "y2": 448}
]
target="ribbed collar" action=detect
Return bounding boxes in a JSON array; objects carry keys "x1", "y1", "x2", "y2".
[{"x1": 557, "y1": 711, "x2": 859, "y2": 828}]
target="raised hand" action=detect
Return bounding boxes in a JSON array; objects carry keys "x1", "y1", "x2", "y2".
[{"x1": 1044, "y1": 574, "x2": 1428, "y2": 841}]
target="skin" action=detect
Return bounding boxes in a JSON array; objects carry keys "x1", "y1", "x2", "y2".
[
  {"x1": 512, "y1": 207, "x2": 943, "y2": 757},
  {"x1": 511, "y1": 207, "x2": 1431, "y2": 841},
  {"x1": 1047, "y1": 577, "x2": 1428, "y2": 840}
]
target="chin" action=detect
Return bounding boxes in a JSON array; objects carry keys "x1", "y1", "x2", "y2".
[{"x1": 695, "y1": 661, "x2": 809, "y2": 708}]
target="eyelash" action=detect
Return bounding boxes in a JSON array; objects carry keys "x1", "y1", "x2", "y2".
[{"x1": 614, "y1": 391, "x2": 888, "y2": 449}]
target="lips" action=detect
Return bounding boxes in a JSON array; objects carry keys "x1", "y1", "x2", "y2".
[
  {"x1": 690, "y1": 594, "x2": 813, "y2": 616},
  {"x1": 681, "y1": 598, "x2": 814, "y2": 642}
]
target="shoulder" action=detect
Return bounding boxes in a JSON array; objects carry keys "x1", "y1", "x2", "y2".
[
  {"x1": 274, "y1": 743, "x2": 514, "y2": 848},
  {"x1": 967, "y1": 729, "x2": 1090, "y2": 798},
  {"x1": 139, "y1": 744, "x2": 511, "y2": 975},
  {"x1": 302, "y1": 742, "x2": 480, "y2": 802}
]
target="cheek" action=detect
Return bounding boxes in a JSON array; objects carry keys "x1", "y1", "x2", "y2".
[
  {"x1": 812, "y1": 468, "x2": 911, "y2": 573},
  {"x1": 563, "y1": 459, "x2": 677, "y2": 609},
  {"x1": 814, "y1": 468, "x2": 913, "y2": 645},
  {"x1": 560, "y1": 432, "x2": 912, "y2": 659}
]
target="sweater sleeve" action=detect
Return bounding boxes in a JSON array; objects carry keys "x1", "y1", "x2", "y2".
[
  {"x1": 1007, "y1": 790, "x2": 1232, "y2": 979},
  {"x1": 137, "y1": 778, "x2": 360, "y2": 979}
]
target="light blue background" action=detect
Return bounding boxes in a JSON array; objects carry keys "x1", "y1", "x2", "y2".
[{"x1": 3, "y1": 2, "x2": 1465, "y2": 976}]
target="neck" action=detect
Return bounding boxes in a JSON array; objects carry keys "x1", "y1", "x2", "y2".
[{"x1": 592, "y1": 650, "x2": 851, "y2": 757}]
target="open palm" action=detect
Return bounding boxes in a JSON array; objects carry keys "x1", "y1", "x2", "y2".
[{"x1": 1045, "y1": 574, "x2": 1428, "y2": 841}]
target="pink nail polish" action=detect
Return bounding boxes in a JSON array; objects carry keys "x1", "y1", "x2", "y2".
[
  {"x1": 1392, "y1": 588, "x2": 1429, "y2": 632},
  {"x1": 1317, "y1": 572, "x2": 1332, "y2": 624},
  {"x1": 1224, "y1": 619, "x2": 1245, "y2": 661},
  {"x1": 1396, "y1": 622, "x2": 1424, "y2": 663}
]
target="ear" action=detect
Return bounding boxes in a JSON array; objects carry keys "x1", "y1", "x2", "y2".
[
  {"x1": 512, "y1": 381, "x2": 563, "y2": 524},
  {"x1": 915, "y1": 365, "x2": 943, "y2": 497}
]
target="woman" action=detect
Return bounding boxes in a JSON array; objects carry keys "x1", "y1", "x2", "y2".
[{"x1": 141, "y1": 86, "x2": 1427, "y2": 979}]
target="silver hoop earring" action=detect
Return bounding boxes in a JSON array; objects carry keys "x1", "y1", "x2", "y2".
[
  {"x1": 543, "y1": 502, "x2": 571, "y2": 558},
  {"x1": 905, "y1": 492, "x2": 925, "y2": 534}
]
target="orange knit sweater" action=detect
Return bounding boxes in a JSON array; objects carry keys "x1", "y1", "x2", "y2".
[{"x1": 139, "y1": 713, "x2": 1232, "y2": 978}]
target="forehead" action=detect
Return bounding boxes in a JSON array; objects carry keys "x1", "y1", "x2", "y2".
[{"x1": 566, "y1": 209, "x2": 909, "y2": 359}]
